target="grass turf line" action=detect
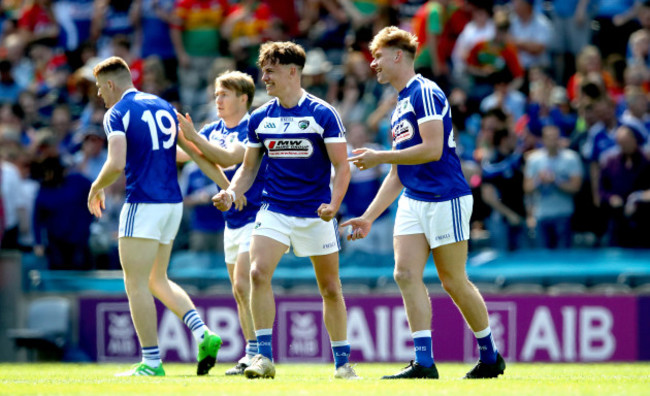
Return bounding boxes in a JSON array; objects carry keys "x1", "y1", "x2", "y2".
[{"x1": 0, "y1": 363, "x2": 648, "y2": 396}]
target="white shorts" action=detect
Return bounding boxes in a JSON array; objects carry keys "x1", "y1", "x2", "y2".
[
  {"x1": 252, "y1": 207, "x2": 340, "y2": 257},
  {"x1": 394, "y1": 195, "x2": 472, "y2": 249},
  {"x1": 224, "y1": 222, "x2": 254, "y2": 264},
  {"x1": 118, "y1": 202, "x2": 183, "y2": 244}
]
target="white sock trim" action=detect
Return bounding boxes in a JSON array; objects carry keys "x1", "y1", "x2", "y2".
[
  {"x1": 412, "y1": 330, "x2": 431, "y2": 339},
  {"x1": 256, "y1": 328, "x2": 273, "y2": 337},
  {"x1": 474, "y1": 326, "x2": 491, "y2": 338},
  {"x1": 331, "y1": 340, "x2": 350, "y2": 347}
]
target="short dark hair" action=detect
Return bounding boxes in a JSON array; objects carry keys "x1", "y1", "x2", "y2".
[{"x1": 258, "y1": 41, "x2": 306, "y2": 69}]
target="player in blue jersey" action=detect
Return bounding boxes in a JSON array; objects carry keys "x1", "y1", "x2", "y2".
[
  {"x1": 176, "y1": 70, "x2": 263, "y2": 375},
  {"x1": 343, "y1": 27, "x2": 506, "y2": 379},
  {"x1": 87, "y1": 57, "x2": 222, "y2": 377},
  {"x1": 212, "y1": 41, "x2": 358, "y2": 380}
]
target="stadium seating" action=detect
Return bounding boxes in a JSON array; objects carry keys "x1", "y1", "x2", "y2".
[
  {"x1": 20, "y1": 248, "x2": 650, "y2": 294},
  {"x1": 7, "y1": 297, "x2": 71, "y2": 361}
]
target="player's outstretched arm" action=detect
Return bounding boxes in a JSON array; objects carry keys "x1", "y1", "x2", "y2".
[
  {"x1": 318, "y1": 142, "x2": 351, "y2": 222},
  {"x1": 341, "y1": 165, "x2": 403, "y2": 240},
  {"x1": 177, "y1": 112, "x2": 245, "y2": 167},
  {"x1": 212, "y1": 146, "x2": 262, "y2": 212},
  {"x1": 350, "y1": 120, "x2": 444, "y2": 169},
  {"x1": 88, "y1": 135, "x2": 126, "y2": 218},
  {"x1": 177, "y1": 128, "x2": 232, "y2": 191}
]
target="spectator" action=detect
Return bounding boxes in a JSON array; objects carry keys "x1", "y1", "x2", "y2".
[
  {"x1": 130, "y1": 0, "x2": 178, "y2": 83},
  {"x1": 140, "y1": 56, "x2": 180, "y2": 109},
  {"x1": 0, "y1": 143, "x2": 25, "y2": 249},
  {"x1": 302, "y1": 48, "x2": 332, "y2": 100},
  {"x1": 583, "y1": 97, "x2": 620, "y2": 208},
  {"x1": 170, "y1": 0, "x2": 231, "y2": 119},
  {"x1": 466, "y1": 10, "x2": 523, "y2": 103},
  {"x1": 111, "y1": 35, "x2": 143, "y2": 89},
  {"x1": 599, "y1": 124, "x2": 650, "y2": 247},
  {"x1": 567, "y1": 46, "x2": 618, "y2": 104},
  {"x1": 90, "y1": 0, "x2": 135, "y2": 59},
  {"x1": 524, "y1": 124, "x2": 583, "y2": 249},
  {"x1": 619, "y1": 85, "x2": 650, "y2": 138},
  {"x1": 17, "y1": 0, "x2": 60, "y2": 46},
  {"x1": 591, "y1": 0, "x2": 639, "y2": 59},
  {"x1": 0, "y1": 59, "x2": 23, "y2": 103},
  {"x1": 481, "y1": 127, "x2": 528, "y2": 251},
  {"x1": 221, "y1": 0, "x2": 273, "y2": 81},
  {"x1": 340, "y1": 122, "x2": 392, "y2": 254},
  {"x1": 510, "y1": 0, "x2": 553, "y2": 71},
  {"x1": 51, "y1": 0, "x2": 94, "y2": 62},
  {"x1": 547, "y1": 0, "x2": 596, "y2": 84},
  {"x1": 32, "y1": 156, "x2": 94, "y2": 269},
  {"x1": 451, "y1": 0, "x2": 494, "y2": 87},
  {"x1": 72, "y1": 127, "x2": 107, "y2": 181},
  {"x1": 179, "y1": 162, "x2": 225, "y2": 253},
  {"x1": 479, "y1": 69, "x2": 527, "y2": 121},
  {"x1": 411, "y1": 0, "x2": 471, "y2": 90}
]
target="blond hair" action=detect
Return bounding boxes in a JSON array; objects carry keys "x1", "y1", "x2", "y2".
[
  {"x1": 369, "y1": 26, "x2": 418, "y2": 58},
  {"x1": 93, "y1": 56, "x2": 132, "y2": 82},
  {"x1": 216, "y1": 70, "x2": 256, "y2": 110}
]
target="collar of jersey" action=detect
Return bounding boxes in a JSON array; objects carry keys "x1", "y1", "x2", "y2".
[
  {"x1": 405, "y1": 74, "x2": 420, "y2": 90},
  {"x1": 121, "y1": 88, "x2": 139, "y2": 100}
]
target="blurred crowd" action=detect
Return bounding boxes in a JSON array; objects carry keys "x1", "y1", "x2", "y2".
[{"x1": 2, "y1": 0, "x2": 650, "y2": 271}]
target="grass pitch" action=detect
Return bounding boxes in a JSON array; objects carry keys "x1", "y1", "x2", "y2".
[{"x1": 0, "y1": 362, "x2": 648, "y2": 396}]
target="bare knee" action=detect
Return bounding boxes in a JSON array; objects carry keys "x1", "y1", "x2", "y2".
[
  {"x1": 319, "y1": 279, "x2": 342, "y2": 301},
  {"x1": 232, "y1": 277, "x2": 251, "y2": 303},
  {"x1": 393, "y1": 267, "x2": 419, "y2": 288},
  {"x1": 439, "y1": 273, "x2": 470, "y2": 296},
  {"x1": 250, "y1": 262, "x2": 272, "y2": 288}
]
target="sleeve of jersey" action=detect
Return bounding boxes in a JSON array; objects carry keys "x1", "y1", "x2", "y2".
[
  {"x1": 103, "y1": 107, "x2": 127, "y2": 139},
  {"x1": 415, "y1": 84, "x2": 447, "y2": 125},
  {"x1": 321, "y1": 106, "x2": 346, "y2": 144},
  {"x1": 247, "y1": 114, "x2": 262, "y2": 148}
]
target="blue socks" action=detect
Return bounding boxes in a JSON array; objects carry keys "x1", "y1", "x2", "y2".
[
  {"x1": 475, "y1": 327, "x2": 498, "y2": 364},
  {"x1": 412, "y1": 330, "x2": 434, "y2": 367},
  {"x1": 331, "y1": 340, "x2": 351, "y2": 369},
  {"x1": 256, "y1": 329, "x2": 273, "y2": 360}
]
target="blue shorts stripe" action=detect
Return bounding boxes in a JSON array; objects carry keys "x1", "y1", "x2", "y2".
[
  {"x1": 333, "y1": 218, "x2": 340, "y2": 251},
  {"x1": 125, "y1": 204, "x2": 134, "y2": 237},
  {"x1": 451, "y1": 198, "x2": 458, "y2": 242},
  {"x1": 456, "y1": 198, "x2": 462, "y2": 242}
]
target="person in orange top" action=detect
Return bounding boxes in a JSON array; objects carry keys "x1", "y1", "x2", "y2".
[{"x1": 567, "y1": 45, "x2": 618, "y2": 104}]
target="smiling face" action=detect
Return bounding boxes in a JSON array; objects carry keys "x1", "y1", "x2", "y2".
[
  {"x1": 260, "y1": 61, "x2": 294, "y2": 98},
  {"x1": 370, "y1": 46, "x2": 398, "y2": 85}
]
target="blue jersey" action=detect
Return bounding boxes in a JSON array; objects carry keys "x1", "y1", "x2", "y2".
[
  {"x1": 103, "y1": 89, "x2": 182, "y2": 204},
  {"x1": 248, "y1": 91, "x2": 346, "y2": 217},
  {"x1": 199, "y1": 114, "x2": 266, "y2": 229},
  {"x1": 392, "y1": 75, "x2": 470, "y2": 202}
]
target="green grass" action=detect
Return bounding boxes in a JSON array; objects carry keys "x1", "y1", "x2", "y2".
[{"x1": 0, "y1": 362, "x2": 648, "y2": 396}]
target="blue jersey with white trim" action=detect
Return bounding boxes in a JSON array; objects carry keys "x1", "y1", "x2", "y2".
[
  {"x1": 103, "y1": 89, "x2": 182, "y2": 203},
  {"x1": 199, "y1": 114, "x2": 266, "y2": 229},
  {"x1": 248, "y1": 91, "x2": 346, "y2": 217},
  {"x1": 392, "y1": 75, "x2": 470, "y2": 202}
]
